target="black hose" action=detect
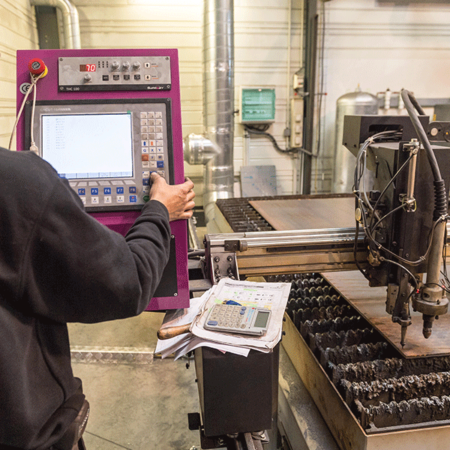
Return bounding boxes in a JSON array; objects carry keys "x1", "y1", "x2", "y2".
[
  {"x1": 401, "y1": 89, "x2": 442, "y2": 182},
  {"x1": 401, "y1": 89, "x2": 447, "y2": 218},
  {"x1": 408, "y1": 93, "x2": 426, "y2": 116},
  {"x1": 188, "y1": 249, "x2": 205, "y2": 258},
  {"x1": 244, "y1": 126, "x2": 314, "y2": 156}
]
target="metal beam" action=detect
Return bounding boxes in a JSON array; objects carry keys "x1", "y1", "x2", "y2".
[{"x1": 302, "y1": 0, "x2": 318, "y2": 194}]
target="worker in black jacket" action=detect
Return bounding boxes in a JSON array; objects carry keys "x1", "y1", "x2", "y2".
[{"x1": 0, "y1": 147, "x2": 195, "y2": 450}]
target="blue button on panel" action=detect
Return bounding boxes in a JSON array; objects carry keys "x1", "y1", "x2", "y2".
[
  {"x1": 78, "y1": 188, "x2": 85, "y2": 195},
  {"x1": 116, "y1": 187, "x2": 124, "y2": 194},
  {"x1": 240, "y1": 311, "x2": 245, "y2": 315},
  {"x1": 104, "y1": 187, "x2": 111, "y2": 195},
  {"x1": 91, "y1": 188, "x2": 98, "y2": 195},
  {"x1": 129, "y1": 186, "x2": 137, "y2": 194},
  {"x1": 207, "y1": 321, "x2": 218, "y2": 326},
  {"x1": 157, "y1": 161, "x2": 164, "y2": 168},
  {"x1": 142, "y1": 178, "x2": 150, "y2": 186},
  {"x1": 130, "y1": 195, "x2": 137, "y2": 203}
]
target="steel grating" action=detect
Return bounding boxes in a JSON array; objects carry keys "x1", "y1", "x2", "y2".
[
  {"x1": 324, "y1": 271, "x2": 450, "y2": 358},
  {"x1": 281, "y1": 272, "x2": 450, "y2": 442}
]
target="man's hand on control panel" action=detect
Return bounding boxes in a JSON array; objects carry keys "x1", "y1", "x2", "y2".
[{"x1": 150, "y1": 173, "x2": 195, "y2": 221}]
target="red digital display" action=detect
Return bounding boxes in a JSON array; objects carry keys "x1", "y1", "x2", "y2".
[{"x1": 80, "y1": 64, "x2": 97, "y2": 72}]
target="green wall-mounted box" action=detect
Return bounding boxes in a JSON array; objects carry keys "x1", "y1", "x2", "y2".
[{"x1": 239, "y1": 87, "x2": 276, "y2": 124}]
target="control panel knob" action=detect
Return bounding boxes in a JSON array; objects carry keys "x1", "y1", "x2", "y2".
[
  {"x1": 122, "y1": 61, "x2": 130, "y2": 70},
  {"x1": 84, "y1": 74, "x2": 92, "y2": 83},
  {"x1": 132, "y1": 61, "x2": 141, "y2": 70},
  {"x1": 111, "y1": 61, "x2": 120, "y2": 70}
]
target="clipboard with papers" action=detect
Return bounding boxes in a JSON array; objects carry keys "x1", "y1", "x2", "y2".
[{"x1": 155, "y1": 277, "x2": 291, "y2": 359}]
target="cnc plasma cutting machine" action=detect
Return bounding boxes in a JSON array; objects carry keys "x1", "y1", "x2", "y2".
[
  {"x1": 342, "y1": 90, "x2": 450, "y2": 346},
  {"x1": 199, "y1": 91, "x2": 450, "y2": 449}
]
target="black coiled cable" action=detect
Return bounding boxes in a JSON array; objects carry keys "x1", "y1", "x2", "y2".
[{"x1": 434, "y1": 180, "x2": 448, "y2": 219}]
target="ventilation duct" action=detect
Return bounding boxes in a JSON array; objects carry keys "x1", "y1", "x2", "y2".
[
  {"x1": 185, "y1": 0, "x2": 234, "y2": 227},
  {"x1": 31, "y1": 0, "x2": 81, "y2": 49}
]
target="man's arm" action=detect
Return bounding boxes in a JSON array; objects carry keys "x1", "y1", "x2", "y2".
[{"x1": 19, "y1": 173, "x2": 195, "y2": 323}]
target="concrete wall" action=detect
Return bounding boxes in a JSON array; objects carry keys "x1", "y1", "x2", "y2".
[{"x1": 0, "y1": 0, "x2": 38, "y2": 149}]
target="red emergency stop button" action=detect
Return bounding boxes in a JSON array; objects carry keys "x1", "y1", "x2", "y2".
[{"x1": 28, "y1": 58, "x2": 47, "y2": 76}]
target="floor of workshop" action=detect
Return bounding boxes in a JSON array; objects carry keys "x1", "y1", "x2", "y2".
[{"x1": 68, "y1": 313, "x2": 201, "y2": 450}]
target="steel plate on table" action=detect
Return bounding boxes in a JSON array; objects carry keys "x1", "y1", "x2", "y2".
[
  {"x1": 325, "y1": 271, "x2": 450, "y2": 358},
  {"x1": 249, "y1": 197, "x2": 355, "y2": 231}
]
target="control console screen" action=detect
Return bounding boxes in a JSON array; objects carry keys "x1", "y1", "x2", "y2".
[
  {"x1": 42, "y1": 113, "x2": 133, "y2": 179},
  {"x1": 28, "y1": 99, "x2": 172, "y2": 211}
]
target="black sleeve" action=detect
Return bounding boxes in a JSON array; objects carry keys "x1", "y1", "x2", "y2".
[{"x1": 19, "y1": 176, "x2": 171, "y2": 323}]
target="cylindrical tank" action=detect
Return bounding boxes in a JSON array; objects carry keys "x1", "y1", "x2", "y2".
[{"x1": 333, "y1": 87, "x2": 379, "y2": 193}]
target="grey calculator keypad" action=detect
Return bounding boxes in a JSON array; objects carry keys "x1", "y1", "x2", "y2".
[{"x1": 208, "y1": 305, "x2": 247, "y2": 329}]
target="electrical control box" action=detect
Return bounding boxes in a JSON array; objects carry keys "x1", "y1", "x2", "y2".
[
  {"x1": 58, "y1": 56, "x2": 172, "y2": 91},
  {"x1": 239, "y1": 87, "x2": 276, "y2": 124},
  {"x1": 290, "y1": 96, "x2": 304, "y2": 148},
  {"x1": 16, "y1": 49, "x2": 189, "y2": 310}
]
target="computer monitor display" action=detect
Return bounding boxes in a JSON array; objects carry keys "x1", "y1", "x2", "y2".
[{"x1": 41, "y1": 113, "x2": 133, "y2": 179}]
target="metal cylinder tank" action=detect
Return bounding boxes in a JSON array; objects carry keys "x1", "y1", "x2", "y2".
[{"x1": 333, "y1": 87, "x2": 379, "y2": 193}]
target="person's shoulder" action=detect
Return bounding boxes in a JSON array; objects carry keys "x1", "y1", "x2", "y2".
[
  {"x1": 0, "y1": 147, "x2": 62, "y2": 199},
  {"x1": 0, "y1": 147, "x2": 58, "y2": 178}
]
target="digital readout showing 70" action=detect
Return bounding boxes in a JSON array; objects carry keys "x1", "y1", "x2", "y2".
[{"x1": 80, "y1": 64, "x2": 96, "y2": 72}]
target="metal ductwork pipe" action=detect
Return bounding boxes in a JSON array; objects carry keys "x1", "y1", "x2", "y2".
[
  {"x1": 184, "y1": 133, "x2": 221, "y2": 166},
  {"x1": 31, "y1": 0, "x2": 81, "y2": 49},
  {"x1": 202, "y1": 0, "x2": 235, "y2": 225}
]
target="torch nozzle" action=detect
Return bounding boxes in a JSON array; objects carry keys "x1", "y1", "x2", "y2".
[{"x1": 422, "y1": 314, "x2": 435, "y2": 339}]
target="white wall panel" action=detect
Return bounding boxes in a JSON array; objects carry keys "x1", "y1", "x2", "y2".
[
  {"x1": 75, "y1": 0, "x2": 205, "y2": 200},
  {"x1": 0, "y1": 0, "x2": 305, "y2": 199},
  {"x1": 71, "y1": 0, "x2": 305, "y2": 204},
  {"x1": 234, "y1": 1, "x2": 303, "y2": 198},
  {"x1": 4, "y1": 0, "x2": 450, "y2": 201},
  {"x1": 0, "y1": 0, "x2": 38, "y2": 149},
  {"x1": 318, "y1": 0, "x2": 450, "y2": 194}
]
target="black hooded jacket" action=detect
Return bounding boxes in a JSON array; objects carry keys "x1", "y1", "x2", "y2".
[{"x1": 0, "y1": 147, "x2": 171, "y2": 449}]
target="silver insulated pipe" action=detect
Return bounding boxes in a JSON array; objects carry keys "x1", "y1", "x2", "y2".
[
  {"x1": 31, "y1": 0, "x2": 81, "y2": 49},
  {"x1": 202, "y1": 0, "x2": 235, "y2": 225}
]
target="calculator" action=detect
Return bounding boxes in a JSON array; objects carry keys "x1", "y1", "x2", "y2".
[{"x1": 204, "y1": 304, "x2": 271, "y2": 336}]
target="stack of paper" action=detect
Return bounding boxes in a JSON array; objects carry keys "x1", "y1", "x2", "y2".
[{"x1": 155, "y1": 278, "x2": 291, "y2": 359}]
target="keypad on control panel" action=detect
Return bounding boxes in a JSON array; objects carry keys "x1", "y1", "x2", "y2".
[{"x1": 139, "y1": 109, "x2": 167, "y2": 202}]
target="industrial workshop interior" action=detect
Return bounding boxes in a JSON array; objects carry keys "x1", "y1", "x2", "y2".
[{"x1": 5, "y1": 0, "x2": 450, "y2": 449}]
